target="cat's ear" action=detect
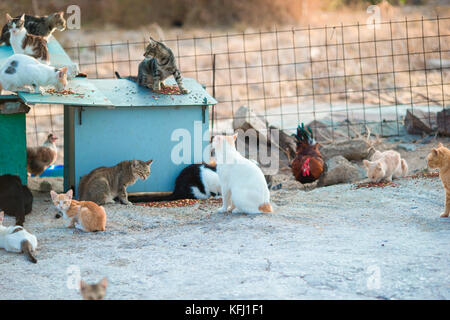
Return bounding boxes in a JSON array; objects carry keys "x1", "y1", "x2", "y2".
[
  {"x1": 146, "y1": 160, "x2": 153, "y2": 166},
  {"x1": 19, "y1": 14, "x2": 25, "y2": 22},
  {"x1": 50, "y1": 190, "x2": 58, "y2": 201},
  {"x1": 58, "y1": 11, "x2": 65, "y2": 17},
  {"x1": 99, "y1": 277, "x2": 108, "y2": 289},
  {"x1": 363, "y1": 160, "x2": 370, "y2": 168},
  {"x1": 79, "y1": 280, "x2": 87, "y2": 290},
  {"x1": 5, "y1": 13, "x2": 12, "y2": 22},
  {"x1": 132, "y1": 160, "x2": 138, "y2": 168},
  {"x1": 149, "y1": 37, "x2": 158, "y2": 46},
  {"x1": 432, "y1": 148, "x2": 438, "y2": 155},
  {"x1": 66, "y1": 189, "x2": 73, "y2": 199},
  {"x1": 58, "y1": 67, "x2": 68, "y2": 78},
  {"x1": 437, "y1": 142, "x2": 444, "y2": 148}
]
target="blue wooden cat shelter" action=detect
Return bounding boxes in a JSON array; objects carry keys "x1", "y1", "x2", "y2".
[{"x1": 0, "y1": 39, "x2": 217, "y2": 196}]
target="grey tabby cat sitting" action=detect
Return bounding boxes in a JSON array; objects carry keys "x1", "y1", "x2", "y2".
[
  {"x1": 115, "y1": 37, "x2": 189, "y2": 94},
  {"x1": 78, "y1": 160, "x2": 153, "y2": 206}
]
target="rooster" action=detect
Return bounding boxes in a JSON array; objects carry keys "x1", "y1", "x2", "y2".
[
  {"x1": 291, "y1": 124, "x2": 325, "y2": 184},
  {"x1": 26, "y1": 133, "x2": 58, "y2": 176}
]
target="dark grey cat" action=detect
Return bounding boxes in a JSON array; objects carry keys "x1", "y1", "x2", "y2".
[
  {"x1": 78, "y1": 160, "x2": 153, "y2": 206},
  {"x1": 0, "y1": 12, "x2": 66, "y2": 46},
  {"x1": 115, "y1": 37, "x2": 189, "y2": 94}
]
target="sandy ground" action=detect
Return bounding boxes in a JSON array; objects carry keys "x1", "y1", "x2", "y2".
[{"x1": 1, "y1": 164, "x2": 449, "y2": 299}]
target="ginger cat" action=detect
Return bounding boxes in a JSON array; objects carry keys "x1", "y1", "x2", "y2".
[
  {"x1": 80, "y1": 277, "x2": 108, "y2": 300},
  {"x1": 50, "y1": 190, "x2": 106, "y2": 232},
  {"x1": 363, "y1": 150, "x2": 408, "y2": 182},
  {"x1": 426, "y1": 143, "x2": 450, "y2": 218}
]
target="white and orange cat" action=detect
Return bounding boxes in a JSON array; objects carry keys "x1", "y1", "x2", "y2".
[
  {"x1": 426, "y1": 143, "x2": 450, "y2": 218},
  {"x1": 50, "y1": 190, "x2": 106, "y2": 232},
  {"x1": 363, "y1": 149, "x2": 408, "y2": 182},
  {"x1": 212, "y1": 133, "x2": 273, "y2": 214},
  {"x1": 0, "y1": 211, "x2": 37, "y2": 263}
]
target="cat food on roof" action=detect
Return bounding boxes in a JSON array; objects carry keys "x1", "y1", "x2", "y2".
[{"x1": 46, "y1": 88, "x2": 84, "y2": 97}]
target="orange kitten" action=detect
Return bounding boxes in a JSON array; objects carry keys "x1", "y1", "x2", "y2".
[
  {"x1": 363, "y1": 150, "x2": 408, "y2": 182},
  {"x1": 426, "y1": 143, "x2": 450, "y2": 218},
  {"x1": 50, "y1": 190, "x2": 106, "y2": 232}
]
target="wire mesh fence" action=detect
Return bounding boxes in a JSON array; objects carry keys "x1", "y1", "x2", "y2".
[{"x1": 27, "y1": 16, "x2": 449, "y2": 153}]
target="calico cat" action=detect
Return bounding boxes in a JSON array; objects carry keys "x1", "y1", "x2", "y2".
[
  {"x1": 0, "y1": 54, "x2": 68, "y2": 94},
  {"x1": 27, "y1": 133, "x2": 58, "y2": 176},
  {"x1": 426, "y1": 143, "x2": 450, "y2": 218},
  {"x1": 78, "y1": 160, "x2": 153, "y2": 205},
  {"x1": 51, "y1": 190, "x2": 107, "y2": 232},
  {"x1": 212, "y1": 134, "x2": 273, "y2": 214},
  {"x1": 0, "y1": 211, "x2": 38, "y2": 263},
  {"x1": 0, "y1": 174, "x2": 33, "y2": 226},
  {"x1": 80, "y1": 277, "x2": 108, "y2": 300},
  {"x1": 129, "y1": 163, "x2": 220, "y2": 203},
  {"x1": 115, "y1": 37, "x2": 189, "y2": 94},
  {"x1": 0, "y1": 12, "x2": 66, "y2": 46},
  {"x1": 5, "y1": 14, "x2": 50, "y2": 64},
  {"x1": 363, "y1": 150, "x2": 408, "y2": 182}
]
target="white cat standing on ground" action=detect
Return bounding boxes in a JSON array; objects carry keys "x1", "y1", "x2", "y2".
[
  {"x1": 0, "y1": 211, "x2": 38, "y2": 263},
  {"x1": 0, "y1": 53, "x2": 67, "y2": 94},
  {"x1": 212, "y1": 134, "x2": 273, "y2": 214}
]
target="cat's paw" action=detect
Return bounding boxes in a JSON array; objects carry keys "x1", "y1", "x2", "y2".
[
  {"x1": 181, "y1": 88, "x2": 190, "y2": 94},
  {"x1": 123, "y1": 201, "x2": 133, "y2": 206},
  {"x1": 440, "y1": 212, "x2": 449, "y2": 218},
  {"x1": 217, "y1": 206, "x2": 228, "y2": 214}
]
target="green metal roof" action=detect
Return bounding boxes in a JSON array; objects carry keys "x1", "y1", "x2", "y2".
[
  {"x1": 18, "y1": 78, "x2": 113, "y2": 107},
  {"x1": 18, "y1": 77, "x2": 217, "y2": 108},
  {"x1": 88, "y1": 78, "x2": 217, "y2": 107}
]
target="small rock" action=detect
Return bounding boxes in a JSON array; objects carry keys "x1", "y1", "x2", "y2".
[
  {"x1": 396, "y1": 143, "x2": 417, "y2": 152},
  {"x1": 318, "y1": 156, "x2": 365, "y2": 187},
  {"x1": 320, "y1": 139, "x2": 371, "y2": 161}
]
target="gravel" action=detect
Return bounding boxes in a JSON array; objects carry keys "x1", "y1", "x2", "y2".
[{"x1": 0, "y1": 175, "x2": 448, "y2": 300}]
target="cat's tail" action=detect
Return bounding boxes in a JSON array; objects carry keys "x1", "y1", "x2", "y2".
[
  {"x1": 114, "y1": 72, "x2": 138, "y2": 83},
  {"x1": 401, "y1": 159, "x2": 409, "y2": 176},
  {"x1": 258, "y1": 203, "x2": 273, "y2": 213},
  {"x1": 21, "y1": 240, "x2": 37, "y2": 264}
]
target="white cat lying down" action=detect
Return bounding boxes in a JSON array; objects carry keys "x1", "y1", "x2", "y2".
[
  {"x1": 0, "y1": 53, "x2": 67, "y2": 94},
  {"x1": 212, "y1": 134, "x2": 273, "y2": 214},
  {"x1": 0, "y1": 211, "x2": 38, "y2": 263}
]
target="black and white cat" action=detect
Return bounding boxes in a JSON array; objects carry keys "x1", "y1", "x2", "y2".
[{"x1": 129, "y1": 163, "x2": 220, "y2": 203}]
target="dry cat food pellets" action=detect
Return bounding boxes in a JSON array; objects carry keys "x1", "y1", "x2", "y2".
[
  {"x1": 46, "y1": 88, "x2": 84, "y2": 97},
  {"x1": 137, "y1": 199, "x2": 199, "y2": 208},
  {"x1": 354, "y1": 181, "x2": 398, "y2": 189},
  {"x1": 158, "y1": 85, "x2": 182, "y2": 95},
  {"x1": 136, "y1": 198, "x2": 222, "y2": 208}
]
